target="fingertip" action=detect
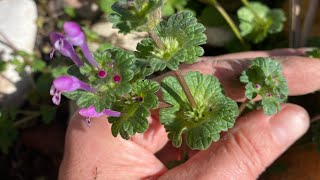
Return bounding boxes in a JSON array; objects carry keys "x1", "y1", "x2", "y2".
[{"x1": 269, "y1": 103, "x2": 310, "y2": 146}]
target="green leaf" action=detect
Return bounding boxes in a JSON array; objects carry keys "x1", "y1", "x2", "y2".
[
  {"x1": 67, "y1": 65, "x2": 84, "y2": 78},
  {"x1": 131, "y1": 59, "x2": 154, "y2": 81},
  {"x1": 108, "y1": 0, "x2": 163, "y2": 34},
  {"x1": 40, "y1": 105, "x2": 57, "y2": 124},
  {"x1": 162, "y1": 0, "x2": 188, "y2": 17},
  {"x1": 32, "y1": 58, "x2": 46, "y2": 72},
  {"x1": 0, "y1": 112, "x2": 18, "y2": 154},
  {"x1": 306, "y1": 48, "x2": 320, "y2": 58},
  {"x1": 0, "y1": 60, "x2": 7, "y2": 72},
  {"x1": 99, "y1": 0, "x2": 117, "y2": 15},
  {"x1": 199, "y1": 6, "x2": 227, "y2": 27},
  {"x1": 82, "y1": 26, "x2": 101, "y2": 42},
  {"x1": 64, "y1": 6, "x2": 77, "y2": 18},
  {"x1": 97, "y1": 43, "x2": 113, "y2": 53},
  {"x1": 240, "y1": 57, "x2": 288, "y2": 115},
  {"x1": 35, "y1": 73, "x2": 53, "y2": 95},
  {"x1": 109, "y1": 79, "x2": 160, "y2": 139},
  {"x1": 11, "y1": 58, "x2": 25, "y2": 73},
  {"x1": 63, "y1": 90, "x2": 88, "y2": 100},
  {"x1": 136, "y1": 11, "x2": 206, "y2": 71},
  {"x1": 160, "y1": 72, "x2": 238, "y2": 150},
  {"x1": 51, "y1": 66, "x2": 68, "y2": 78},
  {"x1": 237, "y1": 2, "x2": 286, "y2": 43}
]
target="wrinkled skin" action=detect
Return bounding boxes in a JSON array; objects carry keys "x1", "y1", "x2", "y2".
[{"x1": 59, "y1": 48, "x2": 319, "y2": 180}]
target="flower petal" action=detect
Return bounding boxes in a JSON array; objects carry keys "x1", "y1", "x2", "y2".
[
  {"x1": 103, "y1": 109, "x2": 121, "y2": 117},
  {"x1": 64, "y1": 21, "x2": 85, "y2": 46},
  {"x1": 53, "y1": 75, "x2": 81, "y2": 92}
]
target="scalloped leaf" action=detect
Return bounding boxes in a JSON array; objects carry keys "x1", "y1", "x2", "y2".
[
  {"x1": 240, "y1": 57, "x2": 288, "y2": 115},
  {"x1": 160, "y1": 72, "x2": 238, "y2": 150},
  {"x1": 109, "y1": 79, "x2": 160, "y2": 139},
  {"x1": 108, "y1": 0, "x2": 163, "y2": 34},
  {"x1": 135, "y1": 11, "x2": 206, "y2": 71},
  {"x1": 237, "y1": 2, "x2": 286, "y2": 43}
]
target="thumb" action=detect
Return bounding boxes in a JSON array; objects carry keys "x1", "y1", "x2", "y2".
[{"x1": 159, "y1": 104, "x2": 309, "y2": 180}]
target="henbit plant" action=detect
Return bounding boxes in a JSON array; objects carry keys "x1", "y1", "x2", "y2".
[
  {"x1": 237, "y1": 0, "x2": 286, "y2": 43},
  {"x1": 49, "y1": 0, "x2": 288, "y2": 151}
]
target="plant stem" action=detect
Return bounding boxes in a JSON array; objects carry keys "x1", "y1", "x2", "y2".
[
  {"x1": 147, "y1": 31, "x2": 197, "y2": 108},
  {"x1": 174, "y1": 70, "x2": 197, "y2": 108},
  {"x1": 311, "y1": 114, "x2": 320, "y2": 124},
  {"x1": 238, "y1": 98, "x2": 250, "y2": 117},
  {"x1": 209, "y1": 0, "x2": 245, "y2": 45},
  {"x1": 0, "y1": 31, "x2": 19, "y2": 53},
  {"x1": 157, "y1": 101, "x2": 171, "y2": 109},
  {"x1": 14, "y1": 113, "x2": 41, "y2": 129},
  {"x1": 241, "y1": 0, "x2": 263, "y2": 22},
  {"x1": 148, "y1": 31, "x2": 164, "y2": 49}
]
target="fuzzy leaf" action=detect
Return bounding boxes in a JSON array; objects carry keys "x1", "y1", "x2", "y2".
[
  {"x1": 237, "y1": 2, "x2": 286, "y2": 43},
  {"x1": 136, "y1": 11, "x2": 206, "y2": 71},
  {"x1": 131, "y1": 59, "x2": 154, "y2": 82},
  {"x1": 109, "y1": 79, "x2": 160, "y2": 139},
  {"x1": 108, "y1": 0, "x2": 163, "y2": 34},
  {"x1": 240, "y1": 57, "x2": 288, "y2": 115},
  {"x1": 160, "y1": 72, "x2": 238, "y2": 150}
]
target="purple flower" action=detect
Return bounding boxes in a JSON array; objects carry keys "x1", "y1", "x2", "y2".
[
  {"x1": 64, "y1": 21, "x2": 99, "y2": 68},
  {"x1": 50, "y1": 32, "x2": 83, "y2": 66},
  {"x1": 79, "y1": 106, "x2": 121, "y2": 126},
  {"x1": 50, "y1": 75, "x2": 95, "y2": 105}
]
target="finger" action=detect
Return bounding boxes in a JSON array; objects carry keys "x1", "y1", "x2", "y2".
[
  {"x1": 59, "y1": 113, "x2": 167, "y2": 180},
  {"x1": 155, "y1": 55, "x2": 320, "y2": 102},
  {"x1": 211, "y1": 48, "x2": 309, "y2": 61},
  {"x1": 144, "y1": 49, "x2": 316, "y2": 153},
  {"x1": 158, "y1": 104, "x2": 309, "y2": 179},
  {"x1": 131, "y1": 109, "x2": 169, "y2": 153}
]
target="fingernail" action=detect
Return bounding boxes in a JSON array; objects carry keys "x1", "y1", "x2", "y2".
[{"x1": 269, "y1": 105, "x2": 309, "y2": 145}]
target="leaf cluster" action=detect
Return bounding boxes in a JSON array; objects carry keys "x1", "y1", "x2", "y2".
[
  {"x1": 109, "y1": 79, "x2": 159, "y2": 139},
  {"x1": 108, "y1": 0, "x2": 163, "y2": 34},
  {"x1": 136, "y1": 11, "x2": 206, "y2": 71},
  {"x1": 160, "y1": 72, "x2": 238, "y2": 150},
  {"x1": 237, "y1": 2, "x2": 286, "y2": 43},
  {"x1": 64, "y1": 47, "x2": 161, "y2": 138},
  {"x1": 240, "y1": 57, "x2": 288, "y2": 115},
  {"x1": 64, "y1": 48, "x2": 137, "y2": 112}
]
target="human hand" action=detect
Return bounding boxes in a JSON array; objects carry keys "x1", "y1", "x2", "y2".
[{"x1": 59, "y1": 48, "x2": 320, "y2": 180}]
